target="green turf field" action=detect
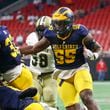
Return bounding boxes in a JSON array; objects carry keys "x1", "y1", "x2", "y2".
[
  {"x1": 56, "y1": 81, "x2": 110, "y2": 110},
  {"x1": 93, "y1": 82, "x2": 110, "y2": 110}
]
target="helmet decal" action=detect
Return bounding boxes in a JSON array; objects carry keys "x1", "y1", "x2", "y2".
[{"x1": 52, "y1": 7, "x2": 74, "y2": 21}]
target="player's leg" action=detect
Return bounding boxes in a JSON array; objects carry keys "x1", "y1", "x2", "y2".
[
  {"x1": 57, "y1": 78, "x2": 82, "y2": 110},
  {"x1": 9, "y1": 65, "x2": 39, "y2": 101},
  {"x1": 9, "y1": 65, "x2": 33, "y2": 89},
  {"x1": 43, "y1": 75, "x2": 57, "y2": 107},
  {"x1": 24, "y1": 103, "x2": 44, "y2": 110},
  {"x1": 74, "y1": 69, "x2": 99, "y2": 110},
  {"x1": 33, "y1": 77, "x2": 43, "y2": 101},
  {"x1": 24, "y1": 102, "x2": 58, "y2": 110}
]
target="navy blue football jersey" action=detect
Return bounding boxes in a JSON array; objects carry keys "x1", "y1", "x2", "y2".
[
  {"x1": 0, "y1": 86, "x2": 34, "y2": 110},
  {"x1": 44, "y1": 24, "x2": 89, "y2": 69},
  {"x1": 0, "y1": 26, "x2": 21, "y2": 73}
]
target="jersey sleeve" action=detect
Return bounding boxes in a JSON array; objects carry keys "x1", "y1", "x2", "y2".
[
  {"x1": 79, "y1": 24, "x2": 89, "y2": 38},
  {"x1": 0, "y1": 26, "x2": 9, "y2": 42},
  {"x1": 26, "y1": 32, "x2": 39, "y2": 46},
  {"x1": 44, "y1": 29, "x2": 55, "y2": 42}
]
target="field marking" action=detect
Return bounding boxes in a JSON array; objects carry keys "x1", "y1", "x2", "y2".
[{"x1": 93, "y1": 81, "x2": 110, "y2": 85}]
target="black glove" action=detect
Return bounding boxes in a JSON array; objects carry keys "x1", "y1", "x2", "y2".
[{"x1": 19, "y1": 87, "x2": 37, "y2": 99}]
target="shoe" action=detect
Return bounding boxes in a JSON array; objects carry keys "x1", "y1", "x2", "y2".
[{"x1": 19, "y1": 87, "x2": 37, "y2": 99}]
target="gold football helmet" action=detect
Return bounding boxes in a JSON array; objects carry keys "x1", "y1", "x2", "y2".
[{"x1": 52, "y1": 7, "x2": 74, "y2": 37}]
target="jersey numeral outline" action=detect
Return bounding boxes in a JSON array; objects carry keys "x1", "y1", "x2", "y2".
[
  {"x1": 5, "y1": 37, "x2": 20, "y2": 58},
  {"x1": 54, "y1": 49, "x2": 76, "y2": 64}
]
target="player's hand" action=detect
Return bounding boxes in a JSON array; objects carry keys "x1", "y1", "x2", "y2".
[
  {"x1": 19, "y1": 87, "x2": 37, "y2": 99},
  {"x1": 84, "y1": 49, "x2": 99, "y2": 60}
]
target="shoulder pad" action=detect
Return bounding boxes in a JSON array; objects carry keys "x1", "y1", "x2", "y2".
[
  {"x1": 0, "y1": 25, "x2": 7, "y2": 30},
  {"x1": 72, "y1": 24, "x2": 80, "y2": 30}
]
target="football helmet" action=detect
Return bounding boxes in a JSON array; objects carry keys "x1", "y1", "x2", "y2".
[
  {"x1": 36, "y1": 16, "x2": 52, "y2": 39},
  {"x1": 52, "y1": 7, "x2": 74, "y2": 37}
]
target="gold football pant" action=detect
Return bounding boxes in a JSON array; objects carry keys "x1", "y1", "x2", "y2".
[
  {"x1": 57, "y1": 69, "x2": 93, "y2": 107},
  {"x1": 24, "y1": 103, "x2": 44, "y2": 110},
  {"x1": 9, "y1": 66, "x2": 40, "y2": 101}
]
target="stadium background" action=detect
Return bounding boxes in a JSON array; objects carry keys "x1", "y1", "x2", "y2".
[{"x1": 0, "y1": 0, "x2": 110, "y2": 109}]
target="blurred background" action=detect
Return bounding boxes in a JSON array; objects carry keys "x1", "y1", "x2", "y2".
[{"x1": 0, "y1": 0, "x2": 110, "y2": 109}]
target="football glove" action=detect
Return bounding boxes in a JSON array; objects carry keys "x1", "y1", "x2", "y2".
[
  {"x1": 19, "y1": 87, "x2": 37, "y2": 99},
  {"x1": 84, "y1": 49, "x2": 99, "y2": 60}
]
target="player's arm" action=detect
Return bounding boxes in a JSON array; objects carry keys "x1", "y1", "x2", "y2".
[
  {"x1": 19, "y1": 37, "x2": 50, "y2": 55},
  {"x1": 82, "y1": 33, "x2": 102, "y2": 60}
]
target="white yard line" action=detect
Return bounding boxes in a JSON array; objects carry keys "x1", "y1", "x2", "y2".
[{"x1": 93, "y1": 81, "x2": 110, "y2": 85}]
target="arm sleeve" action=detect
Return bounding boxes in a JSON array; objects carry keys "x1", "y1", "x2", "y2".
[
  {"x1": 0, "y1": 29, "x2": 8, "y2": 42},
  {"x1": 44, "y1": 29, "x2": 55, "y2": 42}
]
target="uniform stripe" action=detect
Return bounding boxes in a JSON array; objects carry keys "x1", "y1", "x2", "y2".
[
  {"x1": 40, "y1": 16, "x2": 46, "y2": 25},
  {"x1": 36, "y1": 16, "x2": 51, "y2": 28}
]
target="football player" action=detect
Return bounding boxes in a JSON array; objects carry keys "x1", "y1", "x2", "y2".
[
  {"x1": 20, "y1": 7, "x2": 102, "y2": 110},
  {"x1": 0, "y1": 84, "x2": 56, "y2": 110},
  {"x1": 25, "y1": 16, "x2": 57, "y2": 107},
  {"x1": 0, "y1": 25, "x2": 39, "y2": 101}
]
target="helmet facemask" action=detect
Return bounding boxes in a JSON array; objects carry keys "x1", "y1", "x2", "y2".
[
  {"x1": 36, "y1": 25, "x2": 45, "y2": 40},
  {"x1": 52, "y1": 19, "x2": 73, "y2": 37}
]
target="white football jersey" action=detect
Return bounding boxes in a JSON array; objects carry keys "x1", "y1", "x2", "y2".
[{"x1": 26, "y1": 32, "x2": 55, "y2": 74}]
